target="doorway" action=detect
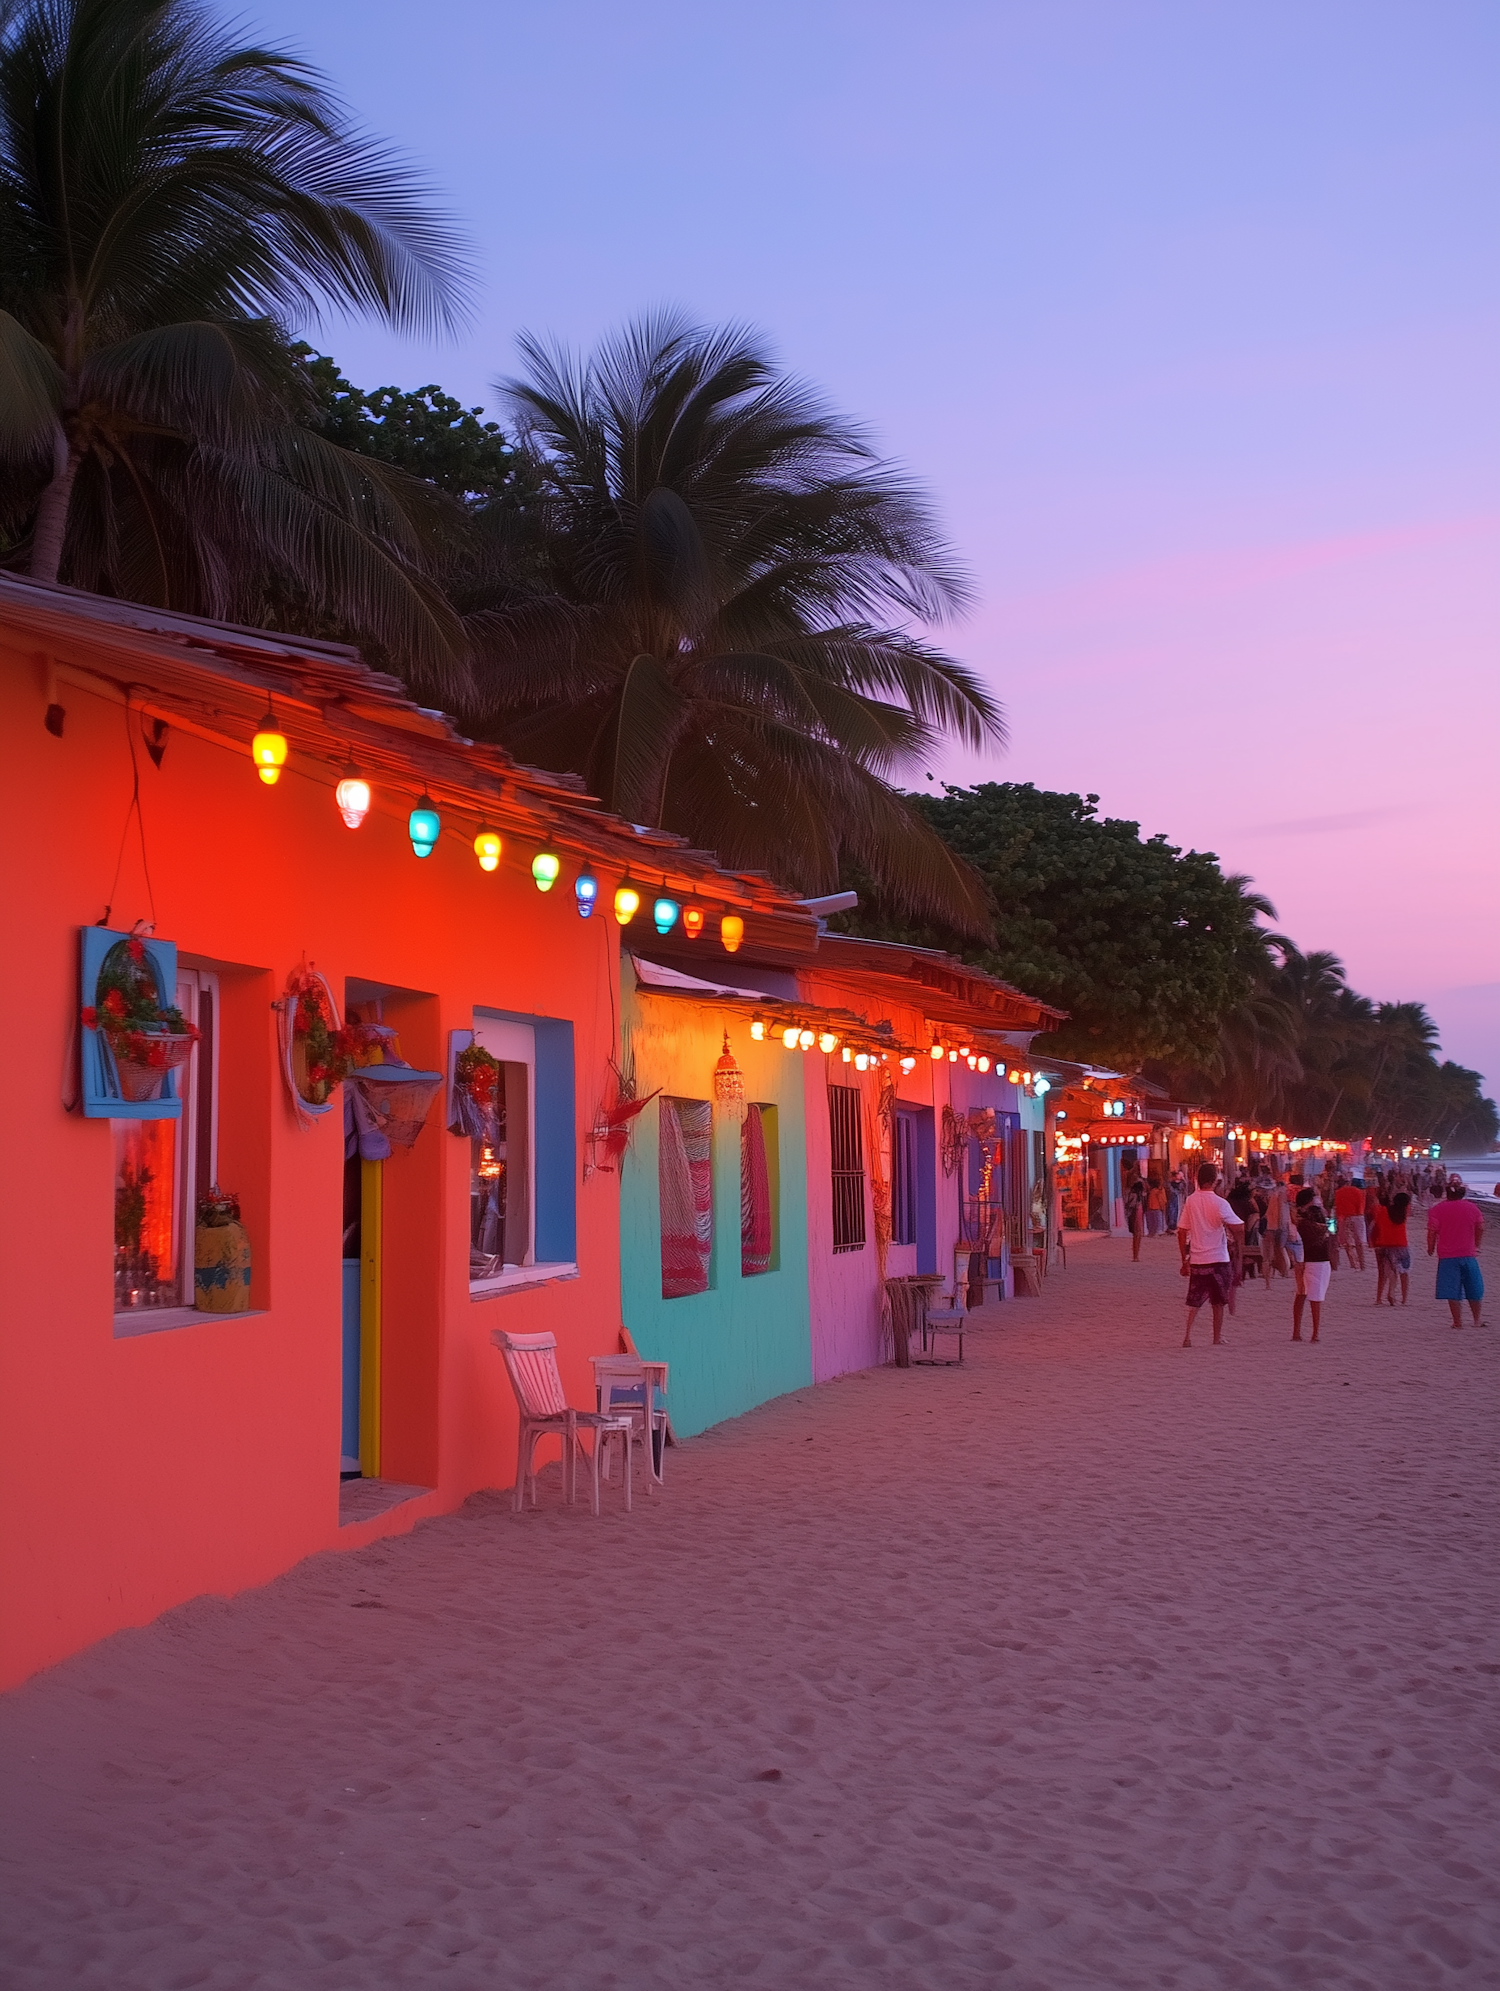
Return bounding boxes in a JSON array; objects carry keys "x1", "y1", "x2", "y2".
[{"x1": 340, "y1": 1152, "x2": 381, "y2": 1478}]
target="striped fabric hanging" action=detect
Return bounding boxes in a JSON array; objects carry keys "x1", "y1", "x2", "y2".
[
  {"x1": 660, "y1": 1097, "x2": 713, "y2": 1297},
  {"x1": 741, "y1": 1105, "x2": 773, "y2": 1276}
]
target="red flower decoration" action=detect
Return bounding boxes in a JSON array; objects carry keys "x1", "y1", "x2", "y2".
[
  {"x1": 82, "y1": 1006, "x2": 98, "y2": 1031},
  {"x1": 103, "y1": 988, "x2": 129, "y2": 1018},
  {"x1": 127, "y1": 938, "x2": 145, "y2": 963}
]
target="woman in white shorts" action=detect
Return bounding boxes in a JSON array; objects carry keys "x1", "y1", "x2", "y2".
[{"x1": 1292, "y1": 1188, "x2": 1333, "y2": 1342}]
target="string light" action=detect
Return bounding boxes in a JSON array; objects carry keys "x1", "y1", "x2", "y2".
[
  {"x1": 614, "y1": 882, "x2": 641, "y2": 926},
  {"x1": 574, "y1": 870, "x2": 598, "y2": 918},
  {"x1": 976, "y1": 1055, "x2": 990, "y2": 1073},
  {"x1": 531, "y1": 851, "x2": 561, "y2": 893},
  {"x1": 1033, "y1": 1076, "x2": 1051, "y2": 1096},
  {"x1": 750, "y1": 1014, "x2": 766, "y2": 1041},
  {"x1": 798, "y1": 1028, "x2": 814, "y2": 1051},
  {"x1": 782, "y1": 1025, "x2": 800, "y2": 1050},
  {"x1": 251, "y1": 705, "x2": 287, "y2": 786},
  {"x1": 949, "y1": 1049, "x2": 959, "y2": 1063},
  {"x1": 334, "y1": 761, "x2": 370, "y2": 828},
  {"x1": 930, "y1": 1037, "x2": 945, "y2": 1061},
  {"x1": 841, "y1": 1046, "x2": 853, "y2": 1063},
  {"x1": 653, "y1": 895, "x2": 680, "y2": 935},
  {"x1": 721, "y1": 913, "x2": 744, "y2": 954},
  {"x1": 966, "y1": 1054, "x2": 977, "y2": 1070},
  {"x1": 682, "y1": 906, "x2": 705, "y2": 939},
  {"x1": 900, "y1": 1056, "x2": 916, "y2": 1073},
  {"x1": 854, "y1": 1051, "x2": 870, "y2": 1071},
  {"x1": 818, "y1": 1030, "x2": 839, "y2": 1054},
  {"x1": 473, "y1": 826, "x2": 502, "y2": 872},
  {"x1": 1008, "y1": 1068, "x2": 1021, "y2": 1083},
  {"x1": 408, "y1": 794, "x2": 440, "y2": 857}
]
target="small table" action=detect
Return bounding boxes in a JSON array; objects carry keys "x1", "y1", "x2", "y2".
[{"x1": 591, "y1": 1356, "x2": 670, "y2": 1487}]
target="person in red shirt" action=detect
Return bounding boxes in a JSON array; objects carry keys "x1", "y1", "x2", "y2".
[
  {"x1": 1369, "y1": 1192, "x2": 1411, "y2": 1306},
  {"x1": 1333, "y1": 1178, "x2": 1368, "y2": 1271},
  {"x1": 1426, "y1": 1178, "x2": 1485, "y2": 1328}
]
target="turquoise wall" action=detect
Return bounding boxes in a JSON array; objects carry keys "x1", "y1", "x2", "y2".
[{"x1": 618, "y1": 971, "x2": 812, "y2": 1437}]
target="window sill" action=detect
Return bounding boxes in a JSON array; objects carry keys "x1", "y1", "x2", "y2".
[
  {"x1": 114, "y1": 1307, "x2": 268, "y2": 1340},
  {"x1": 469, "y1": 1262, "x2": 578, "y2": 1301}
]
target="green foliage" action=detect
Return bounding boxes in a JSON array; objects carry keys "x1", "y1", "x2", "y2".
[
  {"x1": 0, "y1": 0, "x2": 473, "y2": 696},
  {"x1": 295, "y1": 347, "x2": 535, "y2": 510},
  {"x1": 458, "y1": 312, "x2": 1002, "y2": 930},
  {"x1": 836, "y1": 782, "x2": 1274, "y2": 1068}
]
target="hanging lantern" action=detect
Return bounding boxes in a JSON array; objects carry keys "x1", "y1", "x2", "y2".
[
  {"x1": 854, "y1": 1052, "x2": 870, "y2": 1072},
  {"x1": 335, "y1": 761, "x2": 370, "y2": 828},
  {"x1": 408, "y1": 793, "x2": 441, "y2": 857},
  {"x1": 949, "y1": 1049, "x2": 959, "y2": 1063},
  {"x1": 1009, "y1": 1068, "x2": 1021, "y2": 1083},
  {"x1": 841, "y1": 1045, "x2": 853, "y2": 1063},
  {"x1": 900, "y1": 1055, "x2": 916, "y2": 1073},
  {"x1": 682, "y1": 905, "x2": 705, "y2": 939},
  {"x1": 750, "y1": 1014, "x2": 766, "y2": 1041},
  {"x1": 818, "y1": 1030, "x2": 839, "y2": 1054},
  {"x1": 614, "y1": 882, "x2": 641, "y2": 926},
  {"x1": 781, "y1": 1025, "x2": 800, "y2": 1050},
  {"x1": 977, "y1": 1055, "x2": 990, "y2": 1073},
  {"x1": 575, "y1": 870, "x2": 598, "y2": 918},
  {"x1": 653, "y1": 896, "x2": 680, "y2": 935},
  {"x1": 798, "y1": 1028, "x2": 814, "y2": 1051},
  {"x1": 251, "y1": 706, "x2": 287, "y2": 786},
  {"x1": 473, "y1": 826, "x2": 502, "y2": 872},
  {"x1": 532, "y1": 851, "x2": 561, "y2": 893},
  {"x1": 713, "y1": 1030, "x2": 745, "y2": 1120},
  {"x1": 930, "y1": 1037, "x2": 945, "y2": 1061},
  {"x1": 966, "y1": 1054, "x2": 978, "y2": 1070},
  {"x1": 720, "y1": 913, "x2": 744, "y2": 953}
]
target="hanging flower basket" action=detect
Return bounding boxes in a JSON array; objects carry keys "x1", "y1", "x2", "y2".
[
  {"x1": 450, "y1": 1042, "x2": 501, "y2": 1143},
  {"x1": 114, "y1": 1028, "x2": 198, "y2": 1102},
  {"x1": 82, "y1": 934, "x2": 199, "y2": 1104}
]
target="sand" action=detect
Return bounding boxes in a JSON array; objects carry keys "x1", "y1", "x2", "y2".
[{"x1": 2, "y1": 1227, "x2": 1496, "y2": 1990}]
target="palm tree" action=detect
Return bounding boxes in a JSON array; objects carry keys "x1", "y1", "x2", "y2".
[
  {"x1": 0, "y1": 0, "x2": 473, "y2": 692},
  {"x1": 460, "y1": 313, "x2": 1004, "y2": 927}
]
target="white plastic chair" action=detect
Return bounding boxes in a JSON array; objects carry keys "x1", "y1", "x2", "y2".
[
  {"x1": 492, "y1": 1330, "x2": 633, "y2": 1515},
  {"x1": 591, "y1": 1355, "x2": 669, "y2": 1492}
]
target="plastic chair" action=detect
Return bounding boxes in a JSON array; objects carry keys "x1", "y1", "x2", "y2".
[
  {"x1": 492, "y1": 1330, "x2": 633, "y2": 1516},
  {"x1": 591, "y1": 1354, "x2": 669, "y2": 1492}
]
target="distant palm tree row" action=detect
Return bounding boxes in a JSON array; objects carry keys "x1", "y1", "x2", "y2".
[
  {"x1": 1190, "y1": 946, "x2": 1495, "y2": 1151},
  {"x1": 0, "y1": 0, "x2": 997, "y2": 923}
]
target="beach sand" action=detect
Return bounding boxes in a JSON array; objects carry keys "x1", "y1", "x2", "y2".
[{"x1": 2, "y1": 1228, "x2": 1496, "y2": 1989}]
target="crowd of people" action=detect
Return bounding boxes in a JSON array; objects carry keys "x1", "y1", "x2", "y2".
[{"x1": 1120, "y1": 1155, "x2": 1488, "y2": 1348}]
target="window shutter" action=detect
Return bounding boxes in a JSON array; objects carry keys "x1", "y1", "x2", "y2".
[{"x1": 79, "y1": 927, "x2": 182, "y2": 1120}]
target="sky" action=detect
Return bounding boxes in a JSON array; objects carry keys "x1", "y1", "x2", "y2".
[{"x1": 248, "y1": 0, "x2": 1499, "y2": 1091}]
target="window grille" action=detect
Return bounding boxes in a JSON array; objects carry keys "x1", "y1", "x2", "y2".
[{"x1": 828, "y1": 1084, "x2": 866, "y2": 1252}]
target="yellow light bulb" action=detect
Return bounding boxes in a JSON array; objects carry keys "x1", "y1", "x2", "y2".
[
  {"x1": 720, "y1": 913, "x2": 745, "y2": 953},
  {"x1": 782, "y1": 1026, "x2": 800, "y2": 1050},
  {"x1": 474, "y1": 828, "x2": 502, "y2": 872},
  {"x1": 798, "y1": 1028, "x2": 814, "y2": 1051},
  {"x1": 614, "y1": 884, "x2": 641, "y2": 925},
  {"x1": 818, "y1": 1031, "x2": 838, "y2": 1054},
  {"x1": 252, "y1": 712, "x2": 287, "y2": 785}
]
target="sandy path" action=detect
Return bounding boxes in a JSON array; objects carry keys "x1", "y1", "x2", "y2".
[{"x1": 2, "y1": 1230, "x2": 1496, "y2": 1990}]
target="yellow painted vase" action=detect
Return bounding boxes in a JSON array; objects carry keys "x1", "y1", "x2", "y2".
[{"x1": 194, "y1": 1220, "x2": 252, "y2": 1312}]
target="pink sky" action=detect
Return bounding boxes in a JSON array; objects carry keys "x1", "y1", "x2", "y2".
[{"x1": 239, "y1": 0, "x2": 1499, "y2": 1087}]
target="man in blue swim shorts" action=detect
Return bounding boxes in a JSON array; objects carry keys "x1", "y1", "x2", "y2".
[{"x1": 1426, "y1": 1177, "x2": 1486, "y2": 1329}]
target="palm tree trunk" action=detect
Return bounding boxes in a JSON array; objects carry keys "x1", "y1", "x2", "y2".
[{"x1": 30, "y1": 426, "x2": 80, "y2": 584}]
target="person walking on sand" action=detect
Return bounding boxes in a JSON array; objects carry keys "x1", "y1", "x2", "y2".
[
  {"x1": 1126, "y1": 1171, "x2": 1148, "y2": 1261},
  {"x1": 1146, "y1": 1171, "x2": 1168, "y2": 1238},
  {"x1": 1292, "y1": 1188, "x2": 1333, "y2": 1342},
  {"x1": 1427, "y1": 1177, "x2": 1486, "y2": 1329},
  {"x1": 1178, "y1": 1161, "x2": 1244, "y2": 1347},
  {"x1": 1334, "y1": 1175, "x2": 1368, "y2": 1272},
  {"x1": 1371, "y1": 1192, "x2": 1412, "y2": 1306}
]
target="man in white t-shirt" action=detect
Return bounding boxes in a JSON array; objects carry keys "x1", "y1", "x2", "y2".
[{"x1": 1177, "y1": 1161, "x2": 1245, "y2": 1347}]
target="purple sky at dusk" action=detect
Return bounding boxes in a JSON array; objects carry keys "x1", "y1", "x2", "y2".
[{"x1": 248, "y1": 0, "x2": 1499, "y2": 1091}]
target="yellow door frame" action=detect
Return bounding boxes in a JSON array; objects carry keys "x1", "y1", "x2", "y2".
[{"x1": 359, "y1": 1158, "x2": 382, "y2": 1477}]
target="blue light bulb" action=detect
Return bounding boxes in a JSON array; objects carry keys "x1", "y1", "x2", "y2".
[
  {"x1": 575, "y1": 870, "x2": 599, "y2": 918},
  {"x1": 653, "y1": 896, "x2": 680, "y2": 935},
  {"x1": 408, "y1": 794, "x2": 441, "y2": 857}
]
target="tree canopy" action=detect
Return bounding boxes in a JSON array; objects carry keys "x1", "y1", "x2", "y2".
[
  {"x1": 456, "y1": 312, "x2": 1003, "y2": 930},
  {"x1": 0, "y1": 0, "x2": 473, "y2": 696},
  {"x1": 836, "y1": 782, "x2": 1274, "y2": 1069}
]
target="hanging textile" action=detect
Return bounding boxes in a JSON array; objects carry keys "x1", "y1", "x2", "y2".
[
  {"x1": 660, "y1": 1097, "x2": 713, "y2": 1298},
  {"x1": 864, "y1": 1073, "x2": 895, "y2": 1354},
  {"x1": 741, "y1": 1105, "x2": 773, "y2": 1276}
]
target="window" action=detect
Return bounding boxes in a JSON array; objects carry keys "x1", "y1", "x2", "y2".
[
  {"x1": 741, "y1": 1104, "x2": 778, "y2": 1276},
  {"x1": 829, "y1": 1084, "x2": 866, "y2": 1252},
  {"x1": 892, "y1": 1110, "x2": 918, "y2": 1246},
  {"x1": 660, "y1": 1098, "x2": 713, "y2": 1297},
  {"x1": 113, "y1": 969, "x2": 217, "y2": 1323},
  {"x1": 469, "y1": 1020, "x2": 534, "y2": 1285}
]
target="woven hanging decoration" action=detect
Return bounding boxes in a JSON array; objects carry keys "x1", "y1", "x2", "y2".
[{"x1": 713, "y1": 1030, "x2": 746, "y2": 1121}]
